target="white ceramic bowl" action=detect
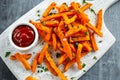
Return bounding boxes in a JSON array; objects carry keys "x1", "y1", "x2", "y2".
[{"x1": 9, "y1": 22, "x2": 38, "y2": 51}]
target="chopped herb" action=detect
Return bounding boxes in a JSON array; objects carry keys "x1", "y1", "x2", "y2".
[
  {"x1": 98, "y1": 40, "x2": 102, "y2": 43},
  {"x1": 37, "y1": 14, "x2": 40, "y2": 16},
  {"x1": 42, "y1": 42, "x2": 44, "y2": 45},
  {"x1": 75, "y1": 42, "x2": 79, "y2": 47},
  {"x1": 42, "y1": 66, "x2": 45, "y2": 69},
  {"x1": 37, "y1": 10, "x2": 40, "y2": 13},
  {"x1": 5, "y1": 52, "x2": 11, "y2": 57},
  {"x1": 37, "y1": 65, "x2": 42, "y2": 68},
  {"x1": 70, "y1": 77, "x2": 76, "y2": 80},
  {"x1": 82, "y1": 0, "x2": 87, "y2": 4},
  {"x1": 56, "y1": 52, "x2": 61, "y2": 58},
  {"x1": 89, "y1": 8, "x2": 96, "y2": 15},
  {"x1": 42, "y1": 21, "x2": 46, "y2": 26},
  {"x1": 40, "y1": 70, "x2": 43, "y2": 72},
  {"x1": 37, "y1": 70, "x2": 40, "y2": 73},
  {"x1": 44, "y1": 68, "x2": 49, "y2": 72},
  {"x1": 82, "y1": 63, "x2": 86, "y2": 68},
  {"x1": 93, "y1": 56, "x2": 97, "y2": 60},
  {"x1": 83, "y1": 70, "x2": 86, "y2": 72},
  {"x1": 84, "y1": 32, "x2": 88, "y2": 36}
]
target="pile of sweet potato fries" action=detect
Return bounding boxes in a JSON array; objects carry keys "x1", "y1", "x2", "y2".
[{"x1": 10, "y1": 1, "x2": 103, "y2": 80}]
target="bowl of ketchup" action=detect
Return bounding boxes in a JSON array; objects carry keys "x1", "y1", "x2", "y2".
[{"x1": 9, "y1": 22, "x2": 38, "y2": 51}]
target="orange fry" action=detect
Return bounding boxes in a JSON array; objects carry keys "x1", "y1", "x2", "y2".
[
  {"x1": 45, "y1": 60, "x2": 58, "y2": 76},
  {"x1": 96, "y1": 9, "x2": 103, "y2": 30},
  {"x1": 25, "y1": 76, "x2": 37, "y2": 80},
  {"x1": 58, "y1": 54, "x2": 68, "y2": 65},
  {"x1": 43, "y1": 2, "x2": 56, "y2": 17},
  {"x1": 70, "y1": 2, "x2": 81, "y2": 10},
  {"x1": 81, "y1": 3, "x2": 92, "y2": 11},
  {"x1": 45, "y1": 20, "x2": 59, "y2": 27},
  {"x1": 69, "y1": 36, "x2": 90, "y2": 42},
  {"x1": 32, "y1": 53, "x2": 40, "y2": 73},
  {"x1": 59, "y1": 3, "x2": 69, "y2": 12},
  {"x1": 10, "y1": 54, "x2": 32, "y2": 60},
  {"x1": 76, "y1": 44, "x2": 83, "y2": 70},
  {"x1": 86, "y1": 23, "x2": 103, "y2": 37},
  {"x1": 40, "y1": 11, "x2": 75, "y2": 22},
  {"x1": 52, "y1": 33, "x2": 57, "y2": 51},
  {"x1": 45, "y1": 51, "x2": 67, "y2": 80},
  {"x1": 64, "y1": 59, "x2": 76, "y2": 72},
  {"x1": 15, "y1": 53, "x2": 31, "y2": 70},
  {"x1": 90, "y1": 33, "x2": 98, "y2": 51},
  {"x1": 38, "y1": 43, "x2": 48, "y2": 64}
]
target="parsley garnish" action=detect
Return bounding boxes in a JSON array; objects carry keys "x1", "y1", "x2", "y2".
[
  {"x1": 37, "y1": 70, "x2": 40, "y2": 73},
  {"x1": 37, "y1": 10, "x2": 40, "y2": 13},
  {"x1": 84, "y1": 32, "x2": 88, "y2": 36},
  {"x1": 89, "y1": 8, "x2": 96, "y2": 15},
  {"x1": 82, "y1": 0, "x2": 87, "y2": 4},
  {"x1": 5, "y1": 52, "x2": 11, "y2": 57},
  {"x1": 93, "y1": 56, "x2": 97, "y2": 60},
  {"x1": 42, "y1": 66, "x2": 45, "y2": 69},
  {"x1": 37, "y1": 65, "x2": 48, "y2": 72},
  {"x1": 56, "y1": 52, "x2": 61, "y2": 58},
  {"x1": 70, "y1": 77, "x2": 76, "y2": 80},
  {"x1": 98, "y1": 40, "x2": 103, "y2": 43},
  {"x1": 38, "y1": 14, "x2": 40, "y2": 17},
  {"x1": 44, "y1": 68, "x2": 49, "y2": 72},
  {"x1": 75, "y1": 42, "x2": 79, "y2": 47},
  {"x1": 83, "y1": 70, "x2": 86, "y2": 72},
  {"x1": 40, "y1": 70, "x2": 43, "y2": 72},
  {"x1": 37, "y1": 65, "x2": 42, "y2": 68},
  {"x1": 82, "y1": 63, "x2": 86, "y2": 68}
]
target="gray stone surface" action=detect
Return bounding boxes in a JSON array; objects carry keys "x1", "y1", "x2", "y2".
[{"x1": 0, "y1": 0, "x2": 120, "y2": 80}]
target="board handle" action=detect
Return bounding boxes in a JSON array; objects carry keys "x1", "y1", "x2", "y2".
[{"x1": 92, "y1": 0, "x2": 118, "y2": 11}]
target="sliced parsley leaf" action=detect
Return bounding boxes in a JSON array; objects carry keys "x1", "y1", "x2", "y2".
[
  {"x1": 56, "y1": 52, "x2": 61, "y2": 58},
  {"x1": 37, "y1": 10, "x2": 40, "y2": 13},
  {"x1": 37, "y1": 14, "x2": 40, "y2": 17},
  {"x1": 5, "y1": 52, "x2": 11, "y2": 57},
  {"x1": 82, "y1": 0, "x2": 87, "y2": 4},
  {"x1": 37, "y1": 65, "x2": 42, "y2": 68},
  {"x1": 84, "y1": 32, "x2": 88, "y2": 36},
  {"x1": 82, "y1": 63, "x2": 86, "y2": 68},
  {"x1": 40, "y1": 70, "x2": 43, "y2": 72},
  {"x1": 83, "y1": 70, "x2": 86, "y2": 72},
  {"x1": 44, "y1": 68, "x2": 49, "y2": 72},
  {"x1": 70, "y1": 77, "x2": 76, "y2": 80},
  {"x1": 93, "y1": 56, "x2": 97, "y2": 60},
  {"x1": 37, "y1": 70, "x2": 40, "y2": 73},
  {"x1": 75, "y1": 42, "x2": 79, "y2": 47},
  {"x1": 89, "y1": 8, "x2": 96, "y2": 15},
  {"x1": 98, "y1": 40, "x2": 103, "y2": 43}
]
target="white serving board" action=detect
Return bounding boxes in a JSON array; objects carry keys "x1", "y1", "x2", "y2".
[{"x1": 0, "y1": 0, "x2": 118, "y2": 80}]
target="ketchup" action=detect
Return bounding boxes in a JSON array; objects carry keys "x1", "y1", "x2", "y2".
[{"x1": 12, "y1": 25, "x2": 35, "y2": 47}]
